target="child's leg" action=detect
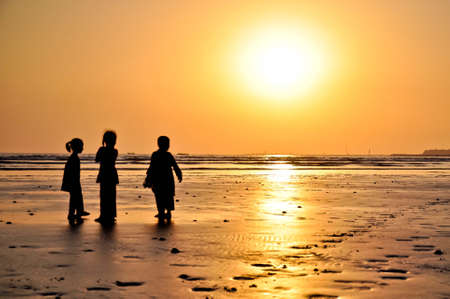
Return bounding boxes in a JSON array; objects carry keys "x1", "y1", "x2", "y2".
[
  {"x1": 74, "y1": 191, "x2": 90, "y2": 217},
  {"x1": 78, "y1": 188, "x2": 85, "y2": 213},
  {"x1": 75, "y1": 191, "x2": 83, "y2": 217},
  {"x1": 68, "y1": 192, "x2": 76, "y2": 219},
  {"x1": 111, "y1": 185, "x2": 117, "y2": 219},
  {"x1": 102, "y1": 183, "x2": 116, "y2": 220},
  {"x1": 99, "y1": 183, "x2": 106, "y2": 219},
  {"x1": 154, "y1": 194, "x2": 165, "y2": 221},
  {"x1": 165, "y1": 209, "x2": 171, "y2": 221},
  {"x1": 164, "y1": 195, "x2": 174, "y2": 220}
]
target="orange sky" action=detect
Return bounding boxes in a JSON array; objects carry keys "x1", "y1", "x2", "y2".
[{"x1": 1, "y1": 1, "x2": 449, "y2": 154}]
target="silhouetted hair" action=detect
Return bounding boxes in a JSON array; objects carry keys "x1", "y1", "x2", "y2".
[
  {"x1": 102, "y1": 130, "x2": 117, "y2": 147},
  {"x1": 66, "y1": 138, "x2": 83, "y2": 153},
  {"x1": 157, "y1": 136, "x2": 170, "y2": 151}
]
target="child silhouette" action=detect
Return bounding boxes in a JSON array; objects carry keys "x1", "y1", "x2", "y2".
[
  {"x1": 144, "y1": 136, "x2": 182, "y2": 222},
  {"x1": 95, "y1": 131, "x2": 119, "y2": 224},
  {"x1": 61, "y1": 138, "x2": 89, "y2": 222}
]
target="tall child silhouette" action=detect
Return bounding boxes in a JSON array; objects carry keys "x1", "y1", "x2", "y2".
[
  {"x1": 144, "y1": 136, "x2": 182, "y2": 222},
  {"x1": 61, "y1": 138, "x2": 89, "y2": 222},
  {"x1": 95, "y1": 131, "x2": 119, "y2": 224}
]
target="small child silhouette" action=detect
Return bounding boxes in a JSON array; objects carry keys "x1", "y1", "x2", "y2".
[
  {"x1": 144, "y1": 136, "x2": 182, "y2": 222},
  {"x1": 61, "y1": 138, "x2": 89, "y2": 222},
  {"x1": 95, "y1": 131, "x2": 119, "y2": 224}
]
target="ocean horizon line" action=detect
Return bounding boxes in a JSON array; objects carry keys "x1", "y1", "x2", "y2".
[{"x1": 0, "y1": 152, "x2": 445, "y2": 157}]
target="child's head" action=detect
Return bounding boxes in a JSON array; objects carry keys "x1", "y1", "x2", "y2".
[
  {"x1": 102, "y1": 130, "x2": 117, "y2": 147},
  {"x1": 157, "y1": 136, "x2": 170, "y2": 151},
  {"x1": 66, "y1": 138, "x2": 84, "y2": 154}
]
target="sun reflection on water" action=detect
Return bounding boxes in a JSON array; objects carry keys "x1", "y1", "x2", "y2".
[
  {"x1": 267, "y1": 163, "x2": 295, "y2": 183},
  {"x1": 259, "y1": 163, "x2": 302, "y2": 223}
]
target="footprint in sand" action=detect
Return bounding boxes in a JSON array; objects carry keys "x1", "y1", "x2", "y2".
[
  {"x1": 115, "y1": 281, "x2": 144, "y2": 287},
  {"x1": 413, "y1": 245, "x2": 435, "y2": 252},
  {"x1": 20, "y1": 245, "x2": 39, "y2": 249},
  {"x1": 86, "y1": 287, "x2": 111, "y2": 291},
  {"x1": 321, "y1": 239, "x2": 343, "y2": 243},
  {"x1": 251, "y1": 263, "x2": 273, "y2": 267},
  {"x1": 224, "y1": 286, "x2": 237, "y2": 292},
  {"x1": 378, "y1": 269, "x2": 408, "y2": 274},
  {"x1": 233, "y1": 276, "x2": 256, "y2": 281},
  {"x1": 327, "y1": 233, "x2": 353, "y2": 237},
  {"x1": 56, "y1": 265, "x2": 71, "y2": 268},
  {"x1": 274, "y1": 286, "x2": 290, "y2": 290},
  {"x1": 233, "y1": 272, "x2": 270, "y2": 280},
  {"x1": 39, "y1": 292, "x2": 66, "y2": 297},
  {"x1": 191, "y1": 286, "x2": 218, "y2": 292},
  {"x1": 293, "y1": 244, "x2": 314, "y2": 250},
  {"x1": 381, "y1": 276, "x2": 408, "y2": 280},
  {"x1": 385, "y1": 254, "x2": 409, "y2": 258},
  {"x1": 321, "y1": 269, "x2": 342, "y2": 274},
  {"x1": 178, "y1": 274, "x2": 205, "y2": 281},
  {"x1": 123, "y1": 255, "x2": 142, "y2": 259},
  {"x1": 307, "y1": 294, "x2": 338, "y2": 299}
]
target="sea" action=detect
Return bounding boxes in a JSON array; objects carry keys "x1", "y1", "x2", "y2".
[{"x1": 1, "y1": 153, "x2": 450, "y2": 172}]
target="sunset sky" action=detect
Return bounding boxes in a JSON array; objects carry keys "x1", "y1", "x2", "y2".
[{"x1": 1, "y1": 1, "x2": 449, "y2": 154}]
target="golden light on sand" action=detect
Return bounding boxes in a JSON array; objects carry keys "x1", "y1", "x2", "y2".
[
  {"x1": 267, "y1": 163, "x2": 295, "y2": 183},
  {"x1": 260, "y1": 188, "x2": 300, "y2": 224},
  {"x1": 261, "y1": 191, "x2": 296, "y2": 212},
  {"x1": 259, "y1": 163, "x2": 301, "y2": 223},
  {"x1": 237, "y1": 26, "x2": 326, "y2": 99}
]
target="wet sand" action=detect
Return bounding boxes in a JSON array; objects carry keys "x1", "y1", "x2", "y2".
[{"x1": 0, "y1": 168, "x2": 449, "y2": 298}]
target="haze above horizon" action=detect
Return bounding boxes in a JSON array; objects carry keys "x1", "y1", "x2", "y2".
[{"x1": 1, "y1": 1, "x2": 449, "y2": 154}]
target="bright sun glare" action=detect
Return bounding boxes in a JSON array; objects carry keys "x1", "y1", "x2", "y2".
[{"x1": 237, "y1": 27, "x2": 326, "y2": 99}]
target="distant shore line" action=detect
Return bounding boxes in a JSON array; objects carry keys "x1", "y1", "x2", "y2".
[{"x1": 392, "y1": 149, "x2": 450, "y2": 156}]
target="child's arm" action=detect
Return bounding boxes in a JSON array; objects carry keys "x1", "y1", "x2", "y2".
[
  {"x1": 61, "y1": 158, "x2": 73, "y2": 192},
  {"x1": 171, "y1": 155, "x2": 182, "y2": 183},
  {"x1": 95, "y1": 147, "x2": 103, "y2": 163},
  {"x1": 113, "y1": 149, "x2": 118, "y2": 162},
  {"x1": 73, "y1": 156, "x2": 81, "y2": 188},
  {"x1": 143, "y1": 153, "x2": 154, "y2": 188}
]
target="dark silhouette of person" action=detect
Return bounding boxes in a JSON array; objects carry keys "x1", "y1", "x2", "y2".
[
  {"x1": 61, "y1": 138, "x2": 90, "y2": 222},
  {"x1": 95, "y1": 130, "x2": 119, "y2": 224},
  {"x1": 144, "y1": 136, "x2": 182, "y2": 223}
]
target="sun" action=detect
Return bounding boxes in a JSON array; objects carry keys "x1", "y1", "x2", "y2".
[{"x1": 236, "y1": 27, "x2": 326, "y2": 99}]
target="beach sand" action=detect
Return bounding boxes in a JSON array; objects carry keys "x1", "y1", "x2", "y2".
[{"x1": 0, "y1": 167, "x2": 449, "y2": 298}]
